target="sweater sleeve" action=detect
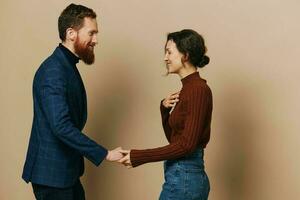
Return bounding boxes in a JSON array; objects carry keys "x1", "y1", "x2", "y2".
[
  {"x1": 130, "y1": 86, "x2": 210, "y2": 167},
  {"x1": 160, "y1": 100, "x2": 172, "y2": 142}
]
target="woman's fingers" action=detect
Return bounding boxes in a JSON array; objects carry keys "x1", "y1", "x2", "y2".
[
  {"x1": 171, "y1": 91, "x2": 180, "y2": 96},
  {"x1": 163, "y1": 91, "x2": 180, "y2": 108},
  {"x1": 119, "y1": 149, "x2": 130, "y2": 154},
  {"x1": 167, "y1": 95, "x2": 179, "y2": 105},
  {"x1": 118, "y1": 155, "x2": 128, "y2": 163},
  {"x1": 171, "y1": 93, "x2": 180, "y2": 99},
  {"x1": 170, "y1": 98, "x2": 179, "y2": 103}
]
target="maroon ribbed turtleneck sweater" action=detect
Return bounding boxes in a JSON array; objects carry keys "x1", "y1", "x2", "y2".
[{"x1": 130, "y1": 72, "x2": 213, "y2": 167}]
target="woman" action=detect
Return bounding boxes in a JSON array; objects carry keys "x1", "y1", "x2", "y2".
[{"x1": 119, "y1": 29, "x2": 213, "y2": 200}]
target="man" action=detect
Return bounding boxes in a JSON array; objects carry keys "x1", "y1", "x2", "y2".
[{"x1": 22, "y1": 4, "x2": 123, "y2": 199}]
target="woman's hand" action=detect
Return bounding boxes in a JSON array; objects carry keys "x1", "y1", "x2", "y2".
[
  {"x1": 162, "y1": 91, "x2": 180, "y2": 108},
  {"x1": 118, "y1": 150, "x2": 132, "y2": 168}
]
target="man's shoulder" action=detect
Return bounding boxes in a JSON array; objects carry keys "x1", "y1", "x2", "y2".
[
  {"x1": 42, "y1": 47, "x2": 65, "y2": 67},
  {"x1": 34, "y1": 48, "x2": 69, "y2": 82},
  {"x1": 37, "y1": 48, "x2": 68, "y2": 74}
]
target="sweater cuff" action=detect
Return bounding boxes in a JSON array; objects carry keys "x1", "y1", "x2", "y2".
[
  {"x1": 130, "y1": 149, "x2": 145, "y2": 168},
  {"x1": 160, "y1": 100, "x2": 172, "y2": 115}
]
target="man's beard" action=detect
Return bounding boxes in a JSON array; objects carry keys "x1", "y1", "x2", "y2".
[{"x1": 74, "y1": 38, "x2": 95, "y2": 65}]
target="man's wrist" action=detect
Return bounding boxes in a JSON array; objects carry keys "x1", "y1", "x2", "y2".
[{"x1": 105, "y1": 151, "x2": 111, "y2": 160}]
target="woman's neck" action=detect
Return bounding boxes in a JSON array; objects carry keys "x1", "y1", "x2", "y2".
[{"x1": 178, "y1": 64, "x2": 197, "y2": 79}]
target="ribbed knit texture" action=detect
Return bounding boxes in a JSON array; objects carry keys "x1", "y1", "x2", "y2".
[{"x1": 130, "y1": 72, "x2": 213, "y2": 167}]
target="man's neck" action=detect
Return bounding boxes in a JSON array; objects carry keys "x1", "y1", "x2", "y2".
[{"x1": 61, "y1": 42, "x2": 78, "y2": 57}]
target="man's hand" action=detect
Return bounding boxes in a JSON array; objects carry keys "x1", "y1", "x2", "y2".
[{"x1": 106, "y1": 147, "x2": 124, "y2": 161}]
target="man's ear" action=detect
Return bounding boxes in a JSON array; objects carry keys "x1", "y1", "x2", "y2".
[{"x1": 66, "y1": 28, "x2": 77, "y2": 42}]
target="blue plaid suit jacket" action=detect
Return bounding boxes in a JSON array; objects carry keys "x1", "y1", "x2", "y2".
[{"x1": 22, "y1": 47, "x2": 107, "y2": 188}]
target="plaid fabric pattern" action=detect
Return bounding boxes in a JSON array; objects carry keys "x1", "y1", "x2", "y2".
[{"x1": 22, "y1": 47, "x2": 107, "y2": 188}]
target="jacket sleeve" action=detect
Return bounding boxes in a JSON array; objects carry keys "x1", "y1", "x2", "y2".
[{"x1": 38, "y1": 65, "x2": 107, "y2": 166}]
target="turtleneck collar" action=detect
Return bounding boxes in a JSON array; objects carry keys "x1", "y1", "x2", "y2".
[
  {"x1": 181, "y1": 71, "x2": 206, "y2": 86},
  {"x1": 58, "y1": 43, "x2": 80, "y2": 65}
]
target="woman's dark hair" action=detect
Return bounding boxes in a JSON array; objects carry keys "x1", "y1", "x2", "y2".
[
  {"x1": 58, "y1": 3, "x2": 97, "y2": 41},
  {"x1": 166, "y1": 29, "x2": 210, "y2": 68}
]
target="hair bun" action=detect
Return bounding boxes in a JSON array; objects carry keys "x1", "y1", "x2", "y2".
[{"x1": 198, "y1": 55, "x2": 210, "y2": 68}]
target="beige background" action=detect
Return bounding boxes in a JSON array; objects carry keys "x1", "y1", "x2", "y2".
[{"x1": 1, "y1": 0, "x2": 300, "y2": 199}]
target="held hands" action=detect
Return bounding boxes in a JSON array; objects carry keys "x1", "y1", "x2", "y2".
[
  {"x1": 118, "y1": 150, "x2": 132, "y2": 169},
  {"x1": 162, "y1": 91, "x2": 180, "y2": 108},
  {"x1": 105, "y1": 147, "x2": 132, "y2": 168},
  {"x1": 106, "y1": 92, "x2": 180, "y2": 168},
  {"x1": 107, "y1": 92, "x2": 180, "y2": 168},
  {"x1": 106, "y1": 147, "x2": 124, "y2": 161}
]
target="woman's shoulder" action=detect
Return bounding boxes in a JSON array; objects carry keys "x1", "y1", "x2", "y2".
[
  {"x1": 182, "y1": 81, "x2": 212, "y2": 101},
  {"x1": 188, "y1": 79, "x2": 210, "y2": 90}
]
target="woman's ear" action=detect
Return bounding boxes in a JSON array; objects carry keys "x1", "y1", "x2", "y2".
[
  {"x1": 184, "y1": 53, "x2": 190, "y2": 62},
  {"x1": 181, "y1": 53, "x2": 189, "y2": 64}
]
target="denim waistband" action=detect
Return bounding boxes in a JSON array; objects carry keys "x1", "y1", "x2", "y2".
[
  {"x1": 182, "y1": 148, "x2": 204, "y2": 160},
  {"x1": 165, "y1": 148, "x2": 205, "y2": 171}
]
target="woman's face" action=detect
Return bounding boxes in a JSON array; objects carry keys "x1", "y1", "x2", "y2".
[{"x1": 164, "y1": 40, "x2": 184, "y2": 74}]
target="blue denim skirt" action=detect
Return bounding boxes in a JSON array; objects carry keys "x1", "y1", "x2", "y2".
[{"x1": 159, "y1": 149, "x2": 210, "y2": 200}]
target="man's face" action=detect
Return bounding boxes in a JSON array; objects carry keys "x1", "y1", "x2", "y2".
[{"x1": 74, "y1": 17, "x2": 98, "y2": 65}]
